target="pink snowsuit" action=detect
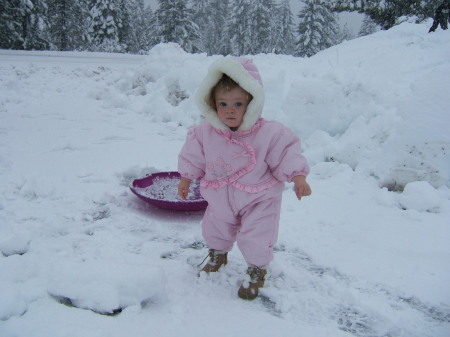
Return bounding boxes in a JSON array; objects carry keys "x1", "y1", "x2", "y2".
[{"x1": 178, "y1": 57, "x2": 309, "y2": 267}]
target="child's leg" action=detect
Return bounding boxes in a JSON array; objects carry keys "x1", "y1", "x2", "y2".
[
  {"x1": 236, "y1": 195, "x2": 282, "y2": 267},
  {"x1": 201, "y1": 205, "x2": 240, "y2": 252}
]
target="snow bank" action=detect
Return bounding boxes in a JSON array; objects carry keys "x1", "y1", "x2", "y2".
[
  {"x1": 47, "y1": 259, "x2": 165, "y2": 314},
  {"x1": 398, "y1": 180, "x2": 442, "y2": 212}
]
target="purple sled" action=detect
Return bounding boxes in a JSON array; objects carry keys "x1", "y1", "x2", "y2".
[{"x1": 130, "y1": 171, "x2": 208, "y2": 211}]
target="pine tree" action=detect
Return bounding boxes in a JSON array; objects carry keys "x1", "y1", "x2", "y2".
[
  {"x1": 72, "y1": 0, "x2": 93, "y2": 50},
  {"x1": 118, "y1": 0, "x2": 155, "y2": 53},
  {"x1": 118, "y1": 0, "x2": 131, "y2": 50},
  {"x1": 202, "y1": 0, "x2": 231, "y2": 55},
  {"x1": 272, "y1": 0, "x2": 296, "y2": 55},
  {"x1": 47, "y1": 0, "x2": 70, "y2": 50},
  {"x1": 0, "y1": 0, "x2": 23, "y2": 49},
  {"x1": 227, "y1": 0, "x2": 252, "y2": 56},
  {"x1": 47, "y1": 0, "x2": 90, "y2": 51},
  {"x1": 190, "y1": 0, "x2": 210, "y2": 19},
  {"x1": 249, "y1": 0, "x2": 276, "y2": 54},
  {"x1": 21, "y1": 0, "x2": 52, "y2": 50},
  {"x1": 155, "y1": 0, "x2": 203, "y2": 53},
  {"x1": 124, "y1": 0, "x2": 156, "y2": 54},
  {"x1": 296, "y1": 0, "x2": 340, "y2": 57},
  {"x1": 88, "y1": 0, "x2": 124, "y2": 52},
  {"x1": 190, "y1": 0, "x2": 210, "y2": 51},
  {"x1": 142, "y1": 6, "x2": 159, "y2": 51},
  {"x1": 331, "y1": 0, "x2": 442, "y2": 29}
]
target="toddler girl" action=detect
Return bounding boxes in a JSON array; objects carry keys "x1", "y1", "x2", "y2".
[{"x1": 177, "y1": 57, "x2": 311, "y2": 300}]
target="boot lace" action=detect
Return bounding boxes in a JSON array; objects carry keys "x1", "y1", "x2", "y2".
[
  {"x1": 247, "y1": 266, "x2": 264, "y2": 283},
  {"x1": 198, "y1": 249, "x2": 219, "y2": 267}
]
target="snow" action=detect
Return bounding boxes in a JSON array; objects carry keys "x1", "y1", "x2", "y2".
[
  {"x1": 0, "y1": 21, "x2": 449, "y2": 337},
  {"x1": 47, "y1": 259, "x2": 165, "y2": 315},
  {"x1": 134, "y1": 176, "x2": 202, "y2": 202},
  {"x1": 398, "y1": 181, "x2": 442, "y2": 213}
]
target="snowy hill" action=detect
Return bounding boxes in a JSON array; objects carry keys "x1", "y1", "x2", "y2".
[{"x1": 0, "y1": 21, "x2": 449, "y2": 337}]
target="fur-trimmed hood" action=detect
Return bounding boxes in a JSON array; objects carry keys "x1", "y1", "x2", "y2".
[{"x1": 195, "y1": 57, "x2": 265, "y2": 132}]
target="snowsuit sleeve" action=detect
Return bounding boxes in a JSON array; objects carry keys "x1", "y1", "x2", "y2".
[
  {"x1": 178, "y1": 126, "x2": 206, "y2": 180},
  {"x1": 265, "y1": 125, "x2": 310, "y2": 182}
]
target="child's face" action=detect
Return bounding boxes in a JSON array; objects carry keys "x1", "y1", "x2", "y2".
[{"x1": 215, "y1": 86, "x2": 249, "y2": 130}]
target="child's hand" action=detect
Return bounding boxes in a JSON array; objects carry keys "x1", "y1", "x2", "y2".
[
  {"x1": 178, "y1": 177, "x2": 192, "y2": 200},
  {"x1": 292, "y1": 175, "x2": 311, "y2": 200}
]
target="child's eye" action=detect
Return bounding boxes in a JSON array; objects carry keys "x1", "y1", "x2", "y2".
[
  {"x1": 235, "y1": 102, "x2": 243, "y2": 107},
  {"x1": 219, "y1": 102, "x2": 227, "y2": 107}
]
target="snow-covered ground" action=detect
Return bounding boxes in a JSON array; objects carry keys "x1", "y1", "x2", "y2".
[{"x1": 0, "y1": 21, "x2": 449, "y2": 337}]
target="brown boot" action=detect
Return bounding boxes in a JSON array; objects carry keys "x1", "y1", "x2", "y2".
[
  {"x1": 238, "y1": 266, "x2": 267, "y2": 300},
  {"x1": 199, "y1": 249, "x2": 228, "y2": 273}
]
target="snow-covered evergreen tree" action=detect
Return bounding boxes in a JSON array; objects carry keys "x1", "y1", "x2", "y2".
[
  {"x1": 138, "y1": 5, "x2": 158, "y2": 53},
  {"x1": 21, "y1": 0, "x2": 51, "y2": 50},
  {"x1": 202, "y1": 0, "x2": 230, "y2": 55},
  {"x1": 249, "y1": 0, "x2": 276, "y2": 54},
  {"x1": 296, "y1": 0, "x2": 340, "y2": 57},
  {"x1": 70, "y1": 0, "x2": 92, "y2": 50},
  {"x1": 118, "y1": 0, "x2": 131, "y2": 50},
  {"x1": 47, "y1": 0, "x2": 70, "y2": 50},
  {"x1": 88, "y1": 0, "x2": 124, "y2": 52},
  {"x1": 358, "y1": 15, "x2": 379, "y2": 37},
  {"x1": 190, "y1": 0, "x2": 210, "y2": 19},
  {"x1": 0, "y1": 0, "x2": 24, "y2": 49},
  {"x1": 190, "y1": 0, "x2": 210, "y2": 51},
  {"x1": 1, "y1": 0, "x2": 156, "y2": 53},
  {"x1": 155, "y1": 0, "x2": 203, "y2": 53},
  {"x1": 145, "y1": 6, "x2": 159, "y2": 49},
  {"x1": 272, "y1": 0, "x2": 296, "y2": 55},
  {"x1": 47, "y1": 0, "x2": 91, "y2": 51},
  {"x1": 119, "y1": 0, "x2": 156, "y2": 53},
  {"x1": 227, "y1": 0, "x2": 252, "y2": 56},
  {"x1": 332, "y1": 0, "x2": 441, "y2": 29}
]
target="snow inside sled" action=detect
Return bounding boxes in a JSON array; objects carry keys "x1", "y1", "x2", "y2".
[{"x1": 130, "y1": 171, "x2": 208, "y2": 211}]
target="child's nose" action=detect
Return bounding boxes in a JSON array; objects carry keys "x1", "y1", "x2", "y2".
[{"x1": 226, "y1": 106, "x2": 235, "y2": 113}]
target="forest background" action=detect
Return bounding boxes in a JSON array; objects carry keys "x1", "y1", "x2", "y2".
[{"x1": 0, "y1": 0, "x2": 444, "y2": 57}]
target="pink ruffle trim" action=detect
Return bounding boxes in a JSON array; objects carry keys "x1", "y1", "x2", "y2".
[
  {"x1": 201, "y1": 176, "x2": 280, "y2": 194},
  {"x1": 199, "y1": 127, "x2": 282, "y2": 193},
  {"x1": 231, "y1": 178, "x2": 279, "y2": 193},
  {"x1": 200, "y1": 130, "x2": 261, "y2": 191},
  {"x1": 200, "y1": 139, "x2": 256, "y2": 189}
]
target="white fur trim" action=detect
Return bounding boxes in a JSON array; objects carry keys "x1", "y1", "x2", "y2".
[{"x1": 195, "y1": 57, "x2": 265, "y2": 131}]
